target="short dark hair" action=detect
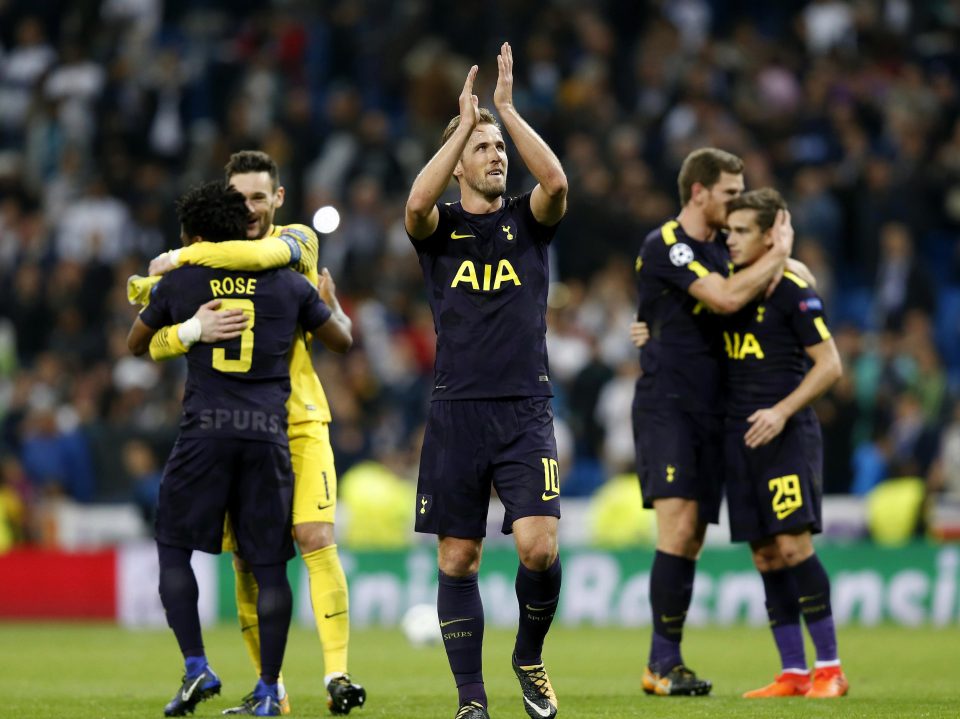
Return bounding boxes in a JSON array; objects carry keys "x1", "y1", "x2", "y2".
[
  {"x1": 225, "y1": 150, "x2": 279, "y2": 190},
  {"x1": 677, "y1": 148, "x2": 744, "y2": 206},
  {"x1": 176, "y1": 182, "x2": 249, "y2": 243},
  {"x1": 725, "y1": 187, "x2": 787, "y2": 232},
  {"x1": 440, "y1": 107, "x2": 500, "y2": 147}
]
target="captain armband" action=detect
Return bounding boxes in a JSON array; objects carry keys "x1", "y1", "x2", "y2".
[{"x1": 278, "y1": 230, "x2": 303, "y2": 266}]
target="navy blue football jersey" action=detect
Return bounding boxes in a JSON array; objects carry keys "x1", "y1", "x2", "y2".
[
  {"x1": 139, "y1": 266, "x2": 331, "y2": 443},
  {"x1": 409, "y1": 192, "x2": 559, "y2": 400},
  {"x1": 634, "y1": 219, "x2": 732, "y2": 413},
  {"x1": 723, "y1": 270, "x2": 832, "y2": 419}
]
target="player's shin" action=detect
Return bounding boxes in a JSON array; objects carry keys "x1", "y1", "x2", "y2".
[
  {"x1": 251, "y1": 563, "x2": 293, "y2": 685},
  {"x1": 235, "y1": 564, "x2": 263, "y2": 674},
  {"x1": 157, "y1": 542, "x2": 205, "y2": 661},
  {"x1": 761, "y1": 568, "x2": 806, "y2": 671},
  {"x1": 302, "y1": 544, "x2": 350, "y2": 677},
  {"x1": 789, "y1": 554, "x2": 839, "y2": 663},
  {"x1": 513, "y1": 556, "x2": 562, "y2": 664},
  {"x1": 647, "y1": 550, "x2": 695, "y2": 673},
  {"x1": 438, "y1": 570, "x2": 487, "y2": 708}
]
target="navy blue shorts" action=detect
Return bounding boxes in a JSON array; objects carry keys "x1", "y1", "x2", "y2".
[
  {"x1": 632, "y1": 400, "x2": 724, "y2": 524},
  {"x1": 724, "y1": 410, "x2": 823, "y2": 543},
  {"x1": 155, "y1": 437, "x2": 295, "y2": 564},
  {"x1": 415, "y1": 398, "x2": 561, "y2": 537}
]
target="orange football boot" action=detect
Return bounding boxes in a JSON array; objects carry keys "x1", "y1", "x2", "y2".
[
  {"x1": 742, "y1": 671, "x2": 811, "y2": 698},
  {"x1": 806, "y1": 665, "x2": 849, "y2": 698}
]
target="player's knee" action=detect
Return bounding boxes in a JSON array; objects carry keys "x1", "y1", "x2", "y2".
[
  {"x1": 438, "y1": 542, "x2": 482, "y2": 576},
  {"x1": 517, "y1": 537, "x2": 558, "y2": 571},
  {"x1": 658, "y1": 522, "x2": 703, "y2": 558},
  {"x1": 294, "y1": 521, "x2": 335, "y2": 553},
  {"x1": 777, "y1": 540, "x2": 814, "y2": 567},
  {"x1": 751, "y1": 545, "x2": 784, "y2": 572}
]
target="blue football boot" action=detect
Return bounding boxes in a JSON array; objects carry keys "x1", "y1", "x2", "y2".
[{"x1": 164, "y1": 665, "x2": 222, "y2": 716}]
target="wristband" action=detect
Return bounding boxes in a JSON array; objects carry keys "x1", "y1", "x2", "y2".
[
  {"x1": 168, "y1": 248, "x2": 182, "y2": 267},
  {"x1": 177, "y1": 316, "x2": 202, "y2": 347}
]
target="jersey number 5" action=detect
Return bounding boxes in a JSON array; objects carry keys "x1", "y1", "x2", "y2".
[{"x1": 212, "y1": 298, "x2": 255, "y2": 372}]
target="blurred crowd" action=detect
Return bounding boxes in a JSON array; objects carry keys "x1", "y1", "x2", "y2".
[{"x1": 2, "y1": 0, "x2": 960, "y2": 547}]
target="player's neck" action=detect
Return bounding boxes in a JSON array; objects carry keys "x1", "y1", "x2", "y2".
[
  {"x1": 676, "y1": 207, "x2": 718, "y2": 242},
  {"x1": 460, "y1": 190, "x2": 504, "y2": 215}
]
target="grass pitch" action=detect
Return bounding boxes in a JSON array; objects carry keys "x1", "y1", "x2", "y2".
[{"x1": 1, "y1": 623, "x2": 954, "y2": 718}]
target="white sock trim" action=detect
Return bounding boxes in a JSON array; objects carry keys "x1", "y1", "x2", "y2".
[
  {"x1": 814, "y1": 659, "x2": 841, "y2": 669},
  {"x1": 324, "y1": 672, "x2": 345, "y2": 686},
  {"x1": 781, "y1": 667, "x2": 810, "y2": 675}
]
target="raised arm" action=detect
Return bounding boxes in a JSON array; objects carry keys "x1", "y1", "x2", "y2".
[
  {"x1": 493, "y1": 41, "x2": 567, "y2": 226},
  {"x1": 689, "y1": 210, "x2": 793, "y2": 314},
  {"x1": 405, "y1": 66, "x2": 480, "y2": 239}
]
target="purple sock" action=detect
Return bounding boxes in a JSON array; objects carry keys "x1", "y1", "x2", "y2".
[
  {"x1": 788, "y1": 555, "x2": 838, "y2": 662},
  {"x1": 438, "y1": 571, "x2": 486, "y2": 707},
  {"x1": 760, "y1": 569, "x2": 806, "y2": 671},
  {"x1": 514, "y1": 557, "x2": 562, "y2": 665},
  {"x1": 648, "y1": 550, "x2": 695, "y2": 674}
]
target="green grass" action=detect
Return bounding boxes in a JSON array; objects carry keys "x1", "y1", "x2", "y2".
[{"x1": 1, "y1": 623, "x2": 954, "y2": 718}]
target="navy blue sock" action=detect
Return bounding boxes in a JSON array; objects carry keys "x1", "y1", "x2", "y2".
[
  {"x1": 648, "y1": 550, "x2": 695, "y2": 674},
  {"x1": 251, "y1": 563, "x2": 293, "y2": 684},
  {"x1": 760, "y1": 568, "x2": 806, "y2": 671},
  {"x1": 788, "y1": 555, "x2": 838, "y2": 662},
  {"x1": 184, "y1": 655, "x2": 208, "y2": 678},
  {"x1": 514, "y1": 556, "x2": 562, "y2": 665},
  {"x1": 253, "y1": 678, "x2": 279, "y2": 699},
  {"x1": 438, "y1": 571, "x2": 486, "y2": 708},
  {"x1": 157, "y1": 542, "x2": 204, "y2": 660}
]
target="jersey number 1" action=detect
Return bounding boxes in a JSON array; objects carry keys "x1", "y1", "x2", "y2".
[{"x1": 212, "y1": 299, "x2": 255, "y2": 373}]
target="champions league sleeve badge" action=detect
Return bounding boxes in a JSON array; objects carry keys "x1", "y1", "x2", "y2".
[{"x1": 669, "y1": 242, "x2": 694, "y2": 267}]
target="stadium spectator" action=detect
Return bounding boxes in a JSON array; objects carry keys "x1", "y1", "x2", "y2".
[{"x1": 0, "y1": 0, "x2": 956, "y2": 553}]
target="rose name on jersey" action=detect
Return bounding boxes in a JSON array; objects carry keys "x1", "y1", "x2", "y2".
[{"x1": 209, "y1": 276, "x2": 258, "y2": 297}]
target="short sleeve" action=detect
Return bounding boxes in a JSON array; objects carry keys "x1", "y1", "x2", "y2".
[
  {"x1": 295, "y1": 275, "x2": 332, "y2": 332},
  {"x1": 786, "y1": 282, "x2": 832, "y2": 347},
  {"x1": 512, "y1": 191, "x2": 559, "y2": 245},
  {"x1": 641, "y1": 221, "x2": 718, "y2": 292},
  {"x1": 139, "y1": 276, "x2": 175, "y2": 329},
  {"x1": 408, "y1": 203, "x2": 456, "y2": 253}
]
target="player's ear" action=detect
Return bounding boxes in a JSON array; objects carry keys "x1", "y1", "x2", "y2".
[
  {"x1": 275, "y1": 185, "x2": 285, "y2": 208},
  {"x1": 453, "y1": 159, "x2": 464, "y2": 180},
  {"x1": 690, "y1": 182, "x2": 706, "y2": 205}
]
